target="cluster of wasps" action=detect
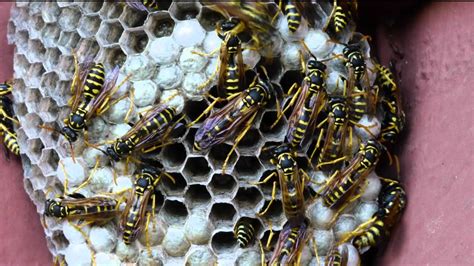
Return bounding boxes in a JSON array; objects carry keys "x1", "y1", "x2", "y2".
[{"x1": 34, "y1": 0, "x2": 408, "y2": 265}]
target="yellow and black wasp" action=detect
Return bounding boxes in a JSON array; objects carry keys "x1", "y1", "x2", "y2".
[
  {"x1": 105, "y1": 105, "x2": 185, "y2": 162},
  {"x1": 320, "y1": 139, "x2": 383, "y2": 209},
  {"x1": 325, "y1": 243, "x2": 361, "y2": 266},
  {"x1": 233, "y1": 217, "x2": 259, "y2": 248},
  {"x1": 324, "y1": 0, "x2": 358, "y2": 34},
  {"x1": 124, "y1": 0, "x2": 159, "y2": 11},
  {"x1": 338, "y1": 179, "x2": 407, "y2": 253},
  {"x1": 255, "y1": 144, "x2": 307, "y2": 223},
  {"x1": 121, "y1": 165, "x2": 174, "y2": 245},
  {"x1": 269, "y1": 219, "x2": 309, "y2": 265},
  {"x1": 0, "y1": 96, "x2": 20, "y2": 156},
  {"x1": 274, "y1": 0, "x2": 318, "y2": 33},
  {"x1": 0, "y1": 82, "x2": 13, "y2": 96},
  {"x1": 280, "y1": 56, "x2": 328, "y2": 151},
  {"x1": 193, "y1": 67, "x2": 275, "y2": 173},
  {"x1": 376, "y1": 63, "x2": 406, "y2": 145}
]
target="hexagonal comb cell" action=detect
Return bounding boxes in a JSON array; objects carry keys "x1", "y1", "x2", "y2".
[
  {"x1": 258, "y1": 200, "x2": 284, "y2": 222},
  {"x1": 101, "y1": 46, "x2": 127, "y2": 70},
  {"x1": 57, "y1": 31, "x2": 80, "y2": 53},
  {"x1": 76, "y1": 39, "x2": 100, "y2": 60},
  {"x1": 234, "y1": 156, "x2": 264, "y2": 182},
  {"x1": 28, "y1": 15, "x2": 45, "y2": 39},
  {"x1": 159, "y1": 172, "x2": 187, "y2": 197},
  {"x1": 169, "y1": 1, "x2": 201, "y2": 20},
  {"x1": 39, "y1": 123, "x2": 60, "y2": 149},
  {"x1": 51, "y1": 231, "x2": 69, "y2": 251},
  {"x1": 211, "y1": 231, "x2": 236, "y2": 255},
  {"x1": 161, "y1": 199, "x2": 188, "y2": 225},
  {"x1": 119, "y1": 6, "x2": 148, "y2": 28},
  {"x1": 234, "y1": 186, "x2": 263, "y2": 212},
  {"x1": 208, "y1": 143, "x2": 238, "y2": 171},
  {"x1": 25, "y1": 89, "x2": 42, "y2": 113},
  {"x1": 184, "y1": 184, "x2": 211, "y2": 209},
  {"x1": 183, "y1": 99, "x2": 209, "y2": 124},
  {"x1": 197, "y1": 6, "x2": 225, "y2": 32},
  {"x1": 120, "y1": 29, "x2": 149, "y2": 55},
  {"x1": 26, "y1": 63, "x2": 45, "y2": 88},
  {"x1": 38, "y1": 149, "x2": 60, "y2": 177},
  {"x1": 99, "y1": 2, "x2": 123, "y2": 19},
  {"x1": 41, "y1": 25, "x2": 61, "y2": 49},
  {"x1": 208, "y1": 173, "x2": 237, "y2": 197},
  {"x1": 25, "y1": 138, "x2": 44, "y2": 163},
  {"x1": 161, "y1": 143, "x2": 186, "y2": 169},
  {"x1": 77, "y1": 15, "x2": 101, "y2": 38},
  {"x1": 41, "y1": 2, "x2": 60, "y2": 24},
  {"x1": 58, "y1": 7, "x2": 81, "y2": 32},
  {"x1": 182, "y1": 157, "x2": 211, "y2": 182},
  {"x1": 44, "y1": 48, "x2": 61, "y2": 71},
  {"x1": 97, "y1": 20, "x2": 124, "y2": 46},
  {"x1": 259, "y1": 110, "x2": 287, "y2": 140},
  {"x1": 237, "y1": 128, "x2": 263, "y2": 154},
  {"x1": 144, "y1": 12, "x2": 175, "y2": 38},
  {"x1": 209, "y1": 202, "x2": 236, "y2": 228},
  {"x1": 80, "y1": 2, "x2": 103, "y2": 14}
]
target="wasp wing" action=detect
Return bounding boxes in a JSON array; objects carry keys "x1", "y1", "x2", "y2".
[
  {"x1": 85, "y1": 66, "x2": 120, "y2": 121},
  {"x1": 124, "y1": 0, "x2": 149, "y2": 11}
]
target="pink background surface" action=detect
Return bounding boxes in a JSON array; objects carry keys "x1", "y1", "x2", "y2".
[{"x1": 0, "y1": 2, "x2": 472, "y2": 265}]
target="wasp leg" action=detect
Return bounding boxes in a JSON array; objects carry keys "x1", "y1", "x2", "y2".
[
  {"x1": 312, "y1": 237, "x2": 320, "y2": 266},
  {"x1": 192, "y1": 47, "x2": 219, "y2": 58},
  {"x1": 161, "y1": 172, "x2": 176, "y2": 184},
  {"x1": 70, "y1": 157, "x2": 100, "y2": 194},
  {"x1": 337, "y1": 216, "x2": 378, "y2": 246},
  {"x1": 250, "y1": 171, "x2": 277, "y2": 186},
  {"x1": 316, "y1": 155, "x2": 347, "y2": 170},
  {"x1": 329, "y1": 180, "x2": 369, "y2": 227},
  {"x1": 270, "y1": 83, "x2": 301, "y2": 129},
  {"x1": 145, "y1": 212, "x2": 153, "y2": 258},
  {"x1": 309, "y1": 127, "x2": 325, "y2": 161},
  {"x1": 258, "y1": 239, "x2": 266, "y2": 266},
  {"x1": 257, "y1": 181, "x2": 277, "y2": 217},
  {"x1": 68, "y1": 221, "x2": 96, "y2": 266},
  {"x1": 322, "y1": 0, "x2": 338, "y2": 32},
  {"x1": 222, "y1": 112, "x2": 258, "y2": 174},
  {"x1": 265, "y1": 221, "x2": 275, "y2": 251},
  {"x1": 196, "y1": 60, "x2": 218, "y2": 93},
  {"x1": 186, "y1": 98, "x2": 220, "y2": 128}
]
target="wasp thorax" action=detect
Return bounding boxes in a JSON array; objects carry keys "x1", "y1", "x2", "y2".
[{"x1": 60, "y1": 126, "x2": 78, "y2": 142}]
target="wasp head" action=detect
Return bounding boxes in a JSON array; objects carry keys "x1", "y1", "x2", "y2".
[
  {"x1": 60, "y1": 126, "x2": 78, "y2": 142},
  {"x1": 307, "y1": 58, "x2": 326, "y2": 72},
  {"x1": 44, "y1": 199, "x2": 66, "y2": 218}
]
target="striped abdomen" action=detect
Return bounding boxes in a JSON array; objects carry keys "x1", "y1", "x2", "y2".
[
  {"x1": 278, "y1": 153, "x2": 305, "y2": 221},
  {"x1": 285, "y1": 1, "x2": 301, "y2": 32},
  {"x1": 142, "y1": 0, "x2": 158, "y2": 9},
  {"x1": 83, "y1": 63, "x2": 105, "y2": 101},
  {"x1": 333, "y1": 6, "x2": 349, "y2": 32},
  {"x1": 353, "y1": 219, "x2": 385, "y2": 250},
  {"x1": 350, "y1": 83, "x2": 368, "y2": 120},
  {"x1": 234, "y1": 220, "x2": 255, "y2": 247},
  {"x1": 3, "y1": 130, "x2": 19, "y2": 155}
]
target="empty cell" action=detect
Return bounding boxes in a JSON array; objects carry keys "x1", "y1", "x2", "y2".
[
  {"x1": 99, "y1": 2, "x2": 123, "y2": 19},
  {"x1": 97, "y1": 21, "x2": 124, "y2": 45},
  {"x1": 39, "y1": 122, "x2": 60, "y2": 148},
  {"x1": 169, "y1": 1, "x2": 201, "y2": 21},
  {"x1": 211, "y1": 231, "x2": 236, "y2": 254},
  {"x1": 52, "y1": 80, "x2": 72, "y2": 107},
  {"x1": 161, "y1": 143, "x2": 186, "y2": 169},
  {"x1": 209, "y1": 202, "x2": 236, "y2": 228},
  {"x1": 26, "y1": 138, "x2": 44, "y2": 163},
  {"x1": 120, "y1": 30, "x2": 149, "y2": 55},
  {"x1": 33, "y1": 189, "x2": 46, "y2": 204},
  {"x1": 25, "y1": 63, "x2": 45, "y2": 88},
  {"x1": 260, "y1": 229, "x2": 281, "y2": 252},
  {"x1": 208, "y1": 143, "x2": 238, "y2": 171},
  {"x1": 182, "y1": 157, "x2": 211, "y2": 182},
  {"x1": 14, "y1": 103, "x2": 28, "y2": 117},
  {"x1": 44, "y1": 48, "x2": 61, "y2": 71},
  {"x1": 41, "y1": 2, "x2": 60, "y2": 24},
  {"x1": 161, "y1": 200, "x2": 188, "y2": 225},
  {"x1": 52, "y1": 231, "x2": 70, "y2": 251},
  {"x1": 23, "y1": 178, "x2": 33, "y2": 196},
  {"x1": 152, "y1": 189, "x2": 165, "y2": 211},
  {"x1": 58, "y1": 7, "x2": 81, "y2": 32},
  {"x1": 57, "y1": 55, "x2": 75, "y2": 81},
  {"x1": 257, "y1": 57, "x2": 283, "y2": 81},
  {"x1": 39, "y1": 72, "x2": 58, "y2": 97},
  {"x1": 208, "y1": 173, "x2": 237, "y2": 197},
  {"x1": 80, "y1": 2, "x2": 103, "y2": 14},
  {"x1": 237, "y1": 128, "x2": 263, "y2": 153},
  {"x1": 25, "y1": 89, "x2": 42, "y2": 113},
  {"x1": 102, "y1": 47, "x2": 127, "y2": 70},
  {"x1": 57, "y1": 31, "x2": 81, "y2": 53},
  {"x1": 159, "y1": 172, "x2": 187, "y2": 196},
  {"x1": 15, "y1": 30, "x2": 29, "y2": 55},
  {"x1": 259, "y1": 110, "x2": 287, "y2": 139},
  {"x1": 256, "y1": 170, "x2": 280, "y2": 195},
  {"x1": 38, "y1": 149, "x2": 60, "y2": 176},
  {"x1": 28, "y1": 15, "x2": 45, "y2": 39},
  {"x1": 234, "y1": 156, "x2": 263, "y2": 180},
  {"x1": 234, "y1": 187, "x2": 263, "y2": 211},
  {"x1": 184, "y1": 127, "x2": 198, "y2": 151},
  {"x1": 184, "y1": 184, "x2": 211, "y2": 209},
  {"x1": 78, "y1": 15, "x2": 101, "y2": 38},
  {"x1": 13, "y1": 54, "x2": 29, "y2": 78},
  {"x1": 119, "y1": 6, "x2": 147, "y2": 28},
  {"x1": 197, "y1": 6, "x2": 225, "y2": 32},
  {"x1": 280, "y1": 70, "x2": 304, "y2": 95},
  {"x1": 183, "y1": 99, "x2": 209, "y2": 123},
  {"x1": 75, "y1": 39, "x2": 100, "y2": 61},
  {"x1": 145, "y1": 12, "x2": 175, "y2": 38}
]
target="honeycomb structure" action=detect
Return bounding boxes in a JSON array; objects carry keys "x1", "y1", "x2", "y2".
[{"x1": 9, "y1": 1, "x2": 385, "y2": 265}]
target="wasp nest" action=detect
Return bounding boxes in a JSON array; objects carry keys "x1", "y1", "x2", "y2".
[{"x1": 9, "y1": 1, "x2": 387, "y2": 265}]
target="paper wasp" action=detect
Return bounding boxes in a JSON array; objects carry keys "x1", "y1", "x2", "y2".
[
  {"x1": 254, "y1": 144, "x2": 307, "y2": 224},
  {"x1": 279, "y1": 56, "x2": 328, "y2": 151},
  {"x1": 124, "y1": 0, "x2": 159, "y2": 11},
  {"x1": 376, "y1": 63, "x2": 406, "y2": 145},
  {"x1": 338, "y1": 179, "x2": 407, "y2": 253},
  {"x1": 325, "y1": 243, "x2": 360, "y2": 266},
  {"x1": 269, "y1": 219, "x2": 309, "y2": 265},
  {"x1": 195, "y1": 17, "x2": 246, "y2": 98},
  {"x1": 274, "y1": 0, "x2": 318, "y2": 33},
  {"x1": 104, "y1": 105, "x2": 185, "y2": 162},
  {"x1": 0, "y1": 96, "x2": 20, "y2": 156},
  {"x1": 323, "y1": 0, "x2": 358, "y2": 34},
  {"x1": 320, "y1": 139, "x2": 383, "y2": 209},
  {"x1": 193, "y1": 67, "x2": 275, "y2": 173},
  {"x1": 121, "y1": 165, "x2": 175, "y2": 245},
  {"x1": 0, "y1": 82, "x2": 13, "y2": 96}
]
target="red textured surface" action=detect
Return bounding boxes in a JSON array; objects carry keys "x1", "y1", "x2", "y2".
[
  {"x1": 0, "y1": 3, "x2": 53, "y2": 265},
  {"x1": 373, "y1": 2, "x2": 474, "y2": 265},
  {"x1": 0, "y1": 2, "x2": 472, "y2": 265}
]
